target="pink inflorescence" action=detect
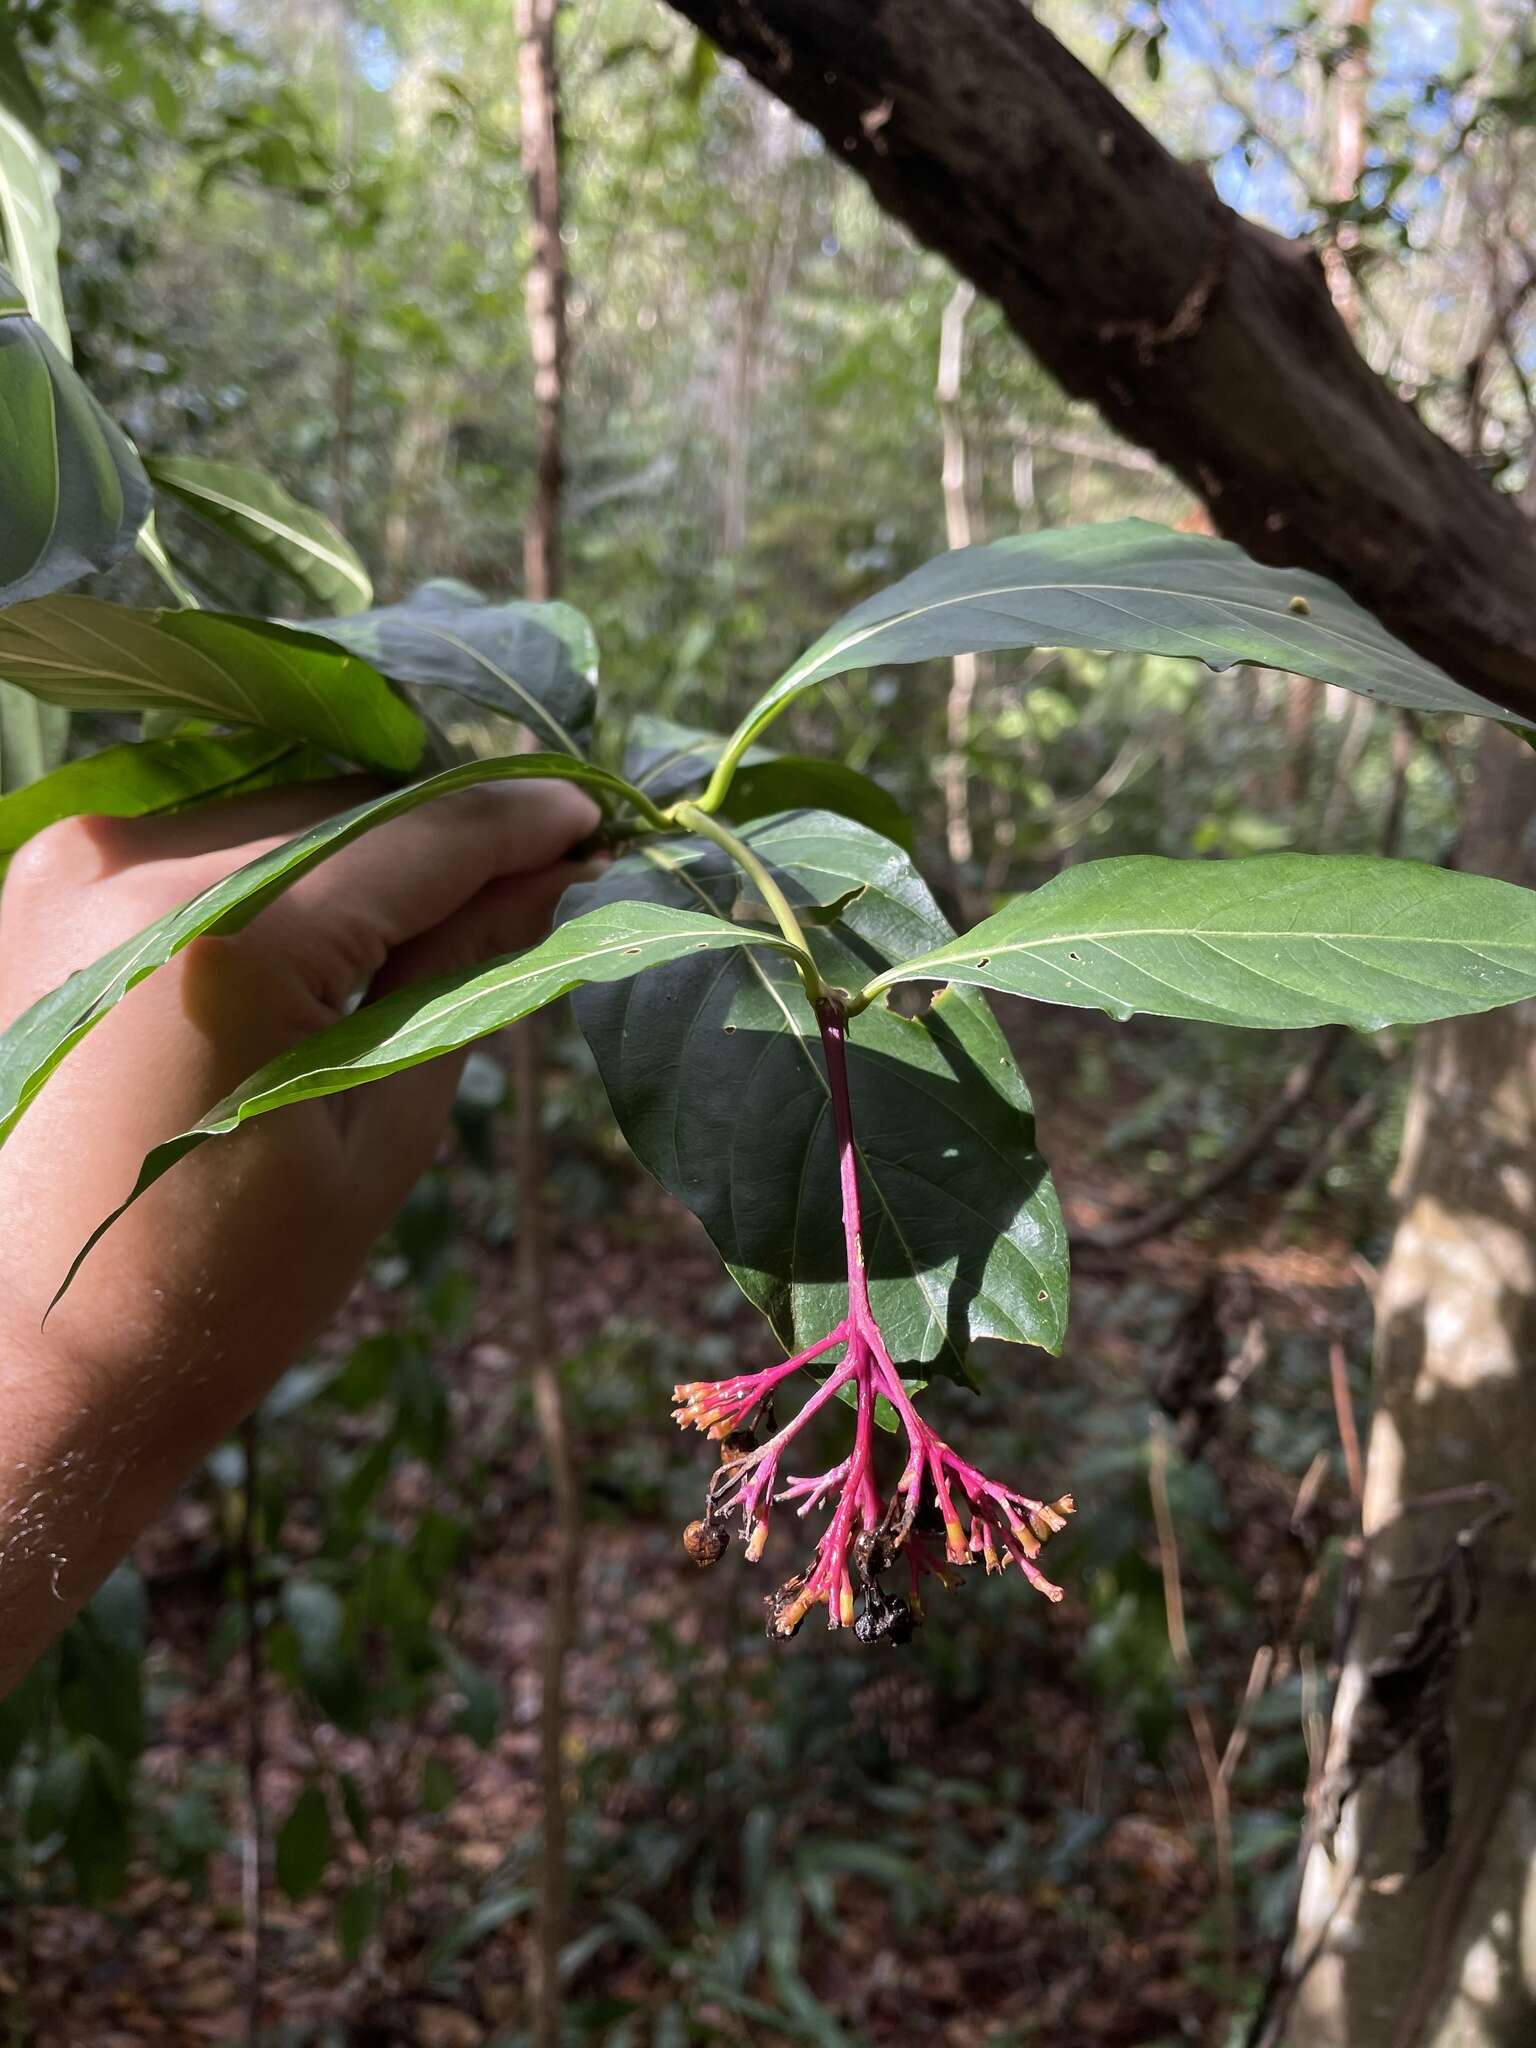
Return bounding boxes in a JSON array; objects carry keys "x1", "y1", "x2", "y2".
[{"x1": 672, "y1": 999, "x2": 1074, "y2": 1643}]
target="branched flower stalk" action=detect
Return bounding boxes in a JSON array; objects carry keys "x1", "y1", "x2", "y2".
[{"x1": 675, "y1": 996, "x2": 1074, "y2": 1642}]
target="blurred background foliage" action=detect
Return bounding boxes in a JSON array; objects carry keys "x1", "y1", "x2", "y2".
[{"x1": 2, "y1": 0, "x2": 1534, "y2": 2041}]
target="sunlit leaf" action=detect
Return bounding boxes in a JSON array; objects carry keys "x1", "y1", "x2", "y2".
[
  {"x1": 866, "y1": 854, "x2": 1536, "y2": 1030},
  {"x1": 146, "y1": 454, "x2": 373, "y2": 614},
  {"x1": 0, "y1": 597, "x2": 424, "y2": 770},
  {"x1": 0, "y1": 729, "x2": 330, "y2": 861},
  {"x1": 707, "y1": 519, "x2": 1521, "y2": 799}
]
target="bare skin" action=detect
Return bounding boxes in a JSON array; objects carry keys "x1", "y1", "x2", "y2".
[{"x1": 0, "y1": 777, "x2": 600, "y2": 1695}]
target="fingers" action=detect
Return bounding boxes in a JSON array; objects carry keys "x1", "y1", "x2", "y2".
[
  {"x1": 77, "y1": 778, "x2": 384, "y2": 875},
  {"x1": 367, "y1": 854, "x2": 608, "y2": 999},
  {"x1": 280, "y1": 778, "x2": 601, "y2": 961}
]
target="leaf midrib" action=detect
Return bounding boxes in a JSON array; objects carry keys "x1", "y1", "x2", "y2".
[{"x1": 790, "y1": 573, "x2": 1462, "y2": 699}]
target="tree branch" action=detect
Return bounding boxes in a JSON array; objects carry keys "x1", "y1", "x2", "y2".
[{"x1": 665, "y1": 0, "x2": 1536, "y2": 717}]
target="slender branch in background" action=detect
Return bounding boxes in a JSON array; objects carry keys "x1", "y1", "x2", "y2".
[
  {"x1": 238, "y1": 1412, "x2": 266, "y2": 2048},
  {"x1": 936, "y1": 281, "x2": 982, "y2": 899},
  {"x1": 1076, "y1": 1026, "x2": 1345, "y2": 1253},
  {"x1": 330, "y1": 0, "x2": 358, "y2": 528},
  {"x1": 1288, "y1": 0, "x2": 1375, "y2": 799},
  {"x1": 513, "y1": 6, "x2": 577, "y2": 2045},
  {"x1": 1147, "y1": 1428, "x2": 1237, "y2": 1980}
]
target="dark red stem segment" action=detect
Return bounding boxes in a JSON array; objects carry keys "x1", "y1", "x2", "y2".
[{"x1": 815, "y1": 997, "x2": 870, "y2": 1319}]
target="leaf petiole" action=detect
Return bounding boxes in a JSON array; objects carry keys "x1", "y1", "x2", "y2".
[{"x1": 670, "y1": 801, "x2": 828, "y2": 1001}]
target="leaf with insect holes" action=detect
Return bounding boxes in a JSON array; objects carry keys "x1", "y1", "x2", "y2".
[
  {"x1": 0, "y1": 729, "x2": 334, "y2": 863},
  {"x1": 0, "y1": 598, "x2": 424, "y2": 771},
  {"x1": 145, "y1": 454, "x2": 373, "y2": 615},
  {"x1": 0, "y1": 751, "x2": 645, "y2": 1158},
  {"x1": 708, "y1": 519, "x2": 1522, "y2": 794},
  {"x1": 564, "y1": 811, "x2": 1067, "y2": 1377},
  {"x1": 862, "y1": 854, "x2": 1536, "y2": 1030},
  {"x1": 306, "y1": 580, "x2": 597, "y2": 756},
  {"x1": 52, "y1": 903, "x2": 807, "y2": 1301}
]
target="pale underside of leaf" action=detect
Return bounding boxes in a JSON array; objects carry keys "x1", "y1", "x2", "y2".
[{"x1": 867, "y1": 854, "x2": 1536, "y2": 1031}]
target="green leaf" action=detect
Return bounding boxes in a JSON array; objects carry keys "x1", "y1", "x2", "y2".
[
  {"x1": 444, "y1": 1647, "x2": 500, "y2": 1749},
  {"x1": 0, "y1": 269, "x2": 152, "y2": 608},
  {"x1": 863, "y1": 854, "x2": 1536, "y2": 1030},
  {"x1": 623, "y1": 715, "x2": 773, "y2": 807},
  {"x1": 338, "y1": 1877, "x2": 379, "y2": 1958},
  {"x1": 421, "y1": 1756, "x2": 456, "y2": 1814},
  {"x1": 0, "y1": 598, "x2": 424, "y2": 770},
  {"x1": 725, "y1": 755, "x2": 912, "y2": 851},
  {"x1": 275, "y1": 1781, "x2": 333, "y2": 1901},
  {"x1": 0, "y1": 752, "x2": 664, "y2": 1157},
  {"x1": 57, "y1": 903, "x2": 804, "y2": 1282},
  {"x1": 0, "y1": 729, "x2": 330, "y2": 862},
  {"x1": 621, "y1": 718, "x2": 909, "y2": 845},
  {"x1": 0, "y1": 82, "x2": 68, "y2": 352},
  {"x1": 0, "y1": 680, "x2": 66, "y2": 792},
  {"x1": 566, "y1": 812, "x2": 1067, "y2": 1374},
  {"x1": 145, "y1": 454, "x2": 373, "y2": 615},
  {"x1": 306, "y1": 580, "x2": 596, "y2": 756},
  {"x1": 704, "y1": 519, "x2": 1521, "y2": 802}
]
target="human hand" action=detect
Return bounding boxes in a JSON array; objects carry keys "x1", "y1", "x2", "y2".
[{"x1": 0, "y1": 777, "x2": 600, "y2": 1688}]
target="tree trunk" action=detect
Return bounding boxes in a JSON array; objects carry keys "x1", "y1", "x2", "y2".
[
  {"x1": 1280, "y1": 722, "x2": 1536, "y2": 2047},
  {"x1": 937, "y1": 280, "x2": 982, "y2": 884},
  {"x1": 664, "y1": 0, "x2": 1536, "y2": 719},
  {"x1": 512, "y1": 8, "x2": 578, "y2": 2047}
]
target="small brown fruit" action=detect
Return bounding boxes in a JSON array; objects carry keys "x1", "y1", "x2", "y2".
[{"x1": 683, "y1": 1518, "x2": 728, "y2": 1567}]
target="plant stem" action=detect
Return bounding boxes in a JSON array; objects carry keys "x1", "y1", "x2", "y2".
[
  {"x1": 671, "y1": 801, "x2": 825, "y2": 997},
  {"x1": 814, "y1": 998, "x2": 870, "y2": 1318}
]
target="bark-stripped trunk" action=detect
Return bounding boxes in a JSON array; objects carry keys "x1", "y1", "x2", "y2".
[
  {"x1": 1279, "y1": 724, "x2": 1536, "y2": 2047},
  {"x1": 664, "y1": 0, "x2": 1536, "y2": 719},
  {"x1": 513, "y1": 8, "x2": 578, "y2": 2046},
  {"x1": 936, "y1": 281, "x2": 982, "y2": 883},
  {"x1": 1289, "y1": 0, "x2": 1376, "y2": 799}
]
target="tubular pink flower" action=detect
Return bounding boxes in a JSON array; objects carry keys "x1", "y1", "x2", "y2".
[{"x1": 672, "y1": 997, "x2": 1075, "y2": 1639}]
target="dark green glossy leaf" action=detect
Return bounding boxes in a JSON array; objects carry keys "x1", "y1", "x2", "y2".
[
  {"x1": 60, "y1": 903, "x2": 802, "y2": 1285},
  {"x1": 565, "y1": 812, "x2": 1067, "y2": 1375},
  {"x1": 307, "y1": 580, "x2": 596, "y2": 755},
  {"x1": 0, "y1": 598, "x2": 424, "y2": 770},
  {"x1": 0, "y1": 751, "x2": 666, "y2": 1156},
  {"x1": 623, "y1": 715, "x2": 772, "y2": 806},
  {"x1": 709, "y1": 519, "x2": 1521, "y2": 799},
  {"x1": 145, "y1": 454, "x2": 373, "y2": 614},
  {"x1": 0, "y1": 729, "x2": 330, "y2": 861},
  {"x1": 0, "y1": 268, "x2": 150, "y2": 608},
  {"x1": 275, "y1": 1781, "x2": 333, "y2": 1901},
  {"x1": 726, "y1": 754, "x2": 912, "y2": 851},
  {"x1": 867, "y1": 854, "x2": 1536, "y2": 1029}
]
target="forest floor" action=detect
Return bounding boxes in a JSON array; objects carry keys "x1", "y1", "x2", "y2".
[{"x1": 2, "y1": 1003, "x2": 1381, "y2": 2048}]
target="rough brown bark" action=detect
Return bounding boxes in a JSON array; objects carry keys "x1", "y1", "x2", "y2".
[
  {"x1": 664, "y1": 0, "x2": 1536, "y2": 719},
  {"x1": 1278, "y1": 724, "x2": 1536, "y2": 2047}
]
